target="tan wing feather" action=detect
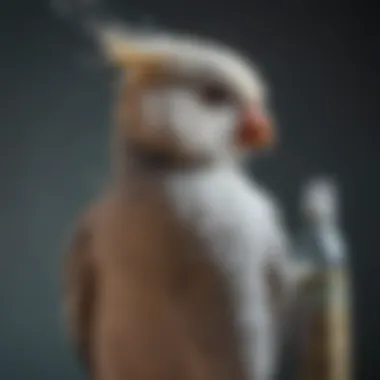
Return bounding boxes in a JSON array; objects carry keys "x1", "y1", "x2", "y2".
[{"x1": 63, "y1": 219, "x2": 96, "y2": 371}]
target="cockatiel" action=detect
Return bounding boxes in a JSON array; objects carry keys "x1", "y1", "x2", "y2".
[
  {"x1": 64, "y1": 26, "x2": 293, "y2": 380},
  {"x1": 297, "y1": 177, "x2": 348, "y2": 269},
  {"x1": 294, "y1": 178, "x2": 351, "y2": 380}
]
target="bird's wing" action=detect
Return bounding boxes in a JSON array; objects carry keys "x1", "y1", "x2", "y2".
[{"x1": 63, "y1": 217, "x2": 96, "y2": 371}]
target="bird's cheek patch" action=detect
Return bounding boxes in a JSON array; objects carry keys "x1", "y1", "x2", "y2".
[{"x1": 140, "y1": 89, "x2": 169, "y2": 130}]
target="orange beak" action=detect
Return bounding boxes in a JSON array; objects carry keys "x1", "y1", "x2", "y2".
[{"x1": 236, "y1": 105, "x2": 275, "y2": 148}]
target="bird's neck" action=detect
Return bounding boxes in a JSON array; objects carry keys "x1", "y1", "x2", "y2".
[{"x1": 116, "y1": 143, "x2": 236, "y2": 182}]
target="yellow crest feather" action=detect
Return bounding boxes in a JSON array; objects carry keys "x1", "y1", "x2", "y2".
[{"x1": 99, "y1": 28, "x2": 166, "y2": 70}]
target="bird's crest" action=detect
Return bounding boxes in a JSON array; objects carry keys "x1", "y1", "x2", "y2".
[{"x1": 97, "y1": 26, "x2": 167, "y2": 74}]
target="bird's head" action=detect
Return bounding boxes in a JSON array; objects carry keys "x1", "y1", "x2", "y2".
[
  {"x1": 99, "y1": 26, "x2": 275, "y2": 169},
  {"x1": 301, "y1": 177, "x2": 340, "y2": 226}
]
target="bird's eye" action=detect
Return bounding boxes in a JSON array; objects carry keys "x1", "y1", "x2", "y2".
[{"x1": 198, "y1": 82, "x2": 230, "y2": 105}]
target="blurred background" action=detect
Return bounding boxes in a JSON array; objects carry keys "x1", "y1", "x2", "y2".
[{"x1": 0, "y1": 0, "x2": 378, "y2": 379}]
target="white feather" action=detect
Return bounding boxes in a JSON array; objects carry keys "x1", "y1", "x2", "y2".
[
  {"x1": 164, "y1": 164, "x2": 291, "y2": 380},
  {"x1": 141, "y1": 87, "x2": 238, "y2": 158},
  {"x1": 98, "y1": 25, "x2": 268, "y2": 103}
]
